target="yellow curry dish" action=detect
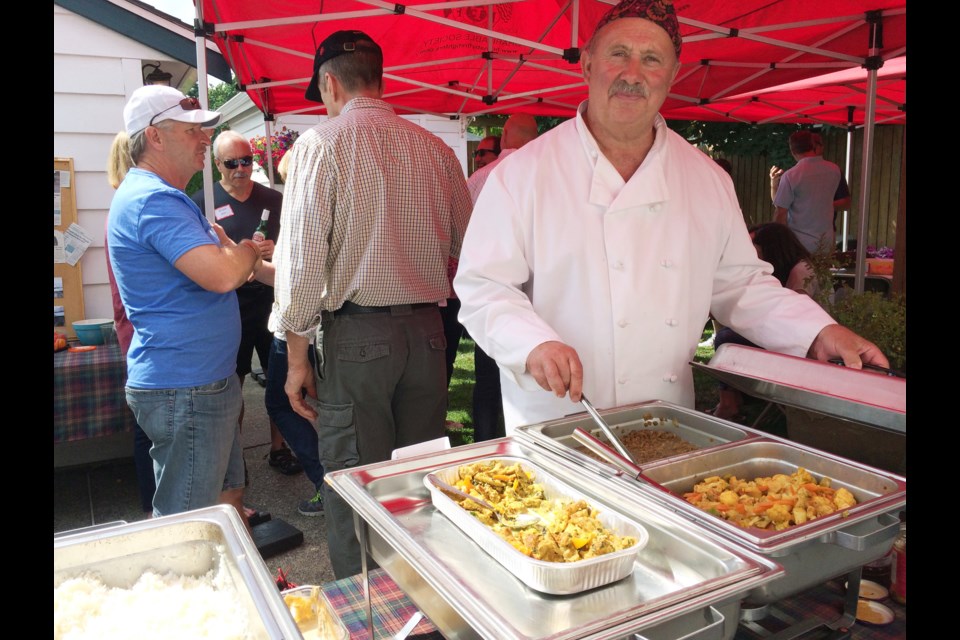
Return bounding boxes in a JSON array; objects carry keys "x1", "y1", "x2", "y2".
[
  {"x1": 452, "y1": 460, "x2": 637, "y2": 562},
  {"x1": 682, "y1": 466, "x2": 857, "y2": 531}
]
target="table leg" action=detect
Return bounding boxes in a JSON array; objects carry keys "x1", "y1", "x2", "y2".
[{"x1": 358, "y1": 516, "x2": 374, "y2": 639}]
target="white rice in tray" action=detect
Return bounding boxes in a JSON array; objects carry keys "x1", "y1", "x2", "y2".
[{"x1": 54, "y1": 566, "x2": 255, "y2": 640}]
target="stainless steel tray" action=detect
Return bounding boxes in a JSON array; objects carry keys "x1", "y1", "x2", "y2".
[
  {"x1": 639, "y1": 438, "x2": 906, "y2": 603},
  {"x1": 691, "y1": 344, "x2": 905, "y2": 433},
  {"x1": 327, "y1": 438, "x2": 784, "y2": 640},
  {"x1": 514, "y1": 400, "x2": 759, "y2": 471},
  {"x1": 54, "y1": 505, "x2": 301, "y2": 640},
  {"x1": 426, "y1": 456, "x2": 649, "y2": 594}
]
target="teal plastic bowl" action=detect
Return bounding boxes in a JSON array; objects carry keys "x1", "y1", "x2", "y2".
[{"x1": 73, "y1": 319, "x2": 113, "y2": 346}]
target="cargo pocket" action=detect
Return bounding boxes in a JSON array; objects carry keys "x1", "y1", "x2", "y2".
[{"x1": 316, "y1": 402, "x2": 359, "y2": 468}]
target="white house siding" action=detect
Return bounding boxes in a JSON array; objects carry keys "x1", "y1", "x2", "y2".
[{"x1": 54, "y1": 4, "x2": 191, "y2": 320}]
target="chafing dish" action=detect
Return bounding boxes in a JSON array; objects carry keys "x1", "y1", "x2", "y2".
[
  {"x1": 327, "y1": 438, "x2": 784, "y2": 640},
  {"x1": 636, "y1": 438, "x2": 905, "y2": 604},
  {"x1": 54, "y1": 505, "x2": 302, "y2": 639},
  {"x1": 690, "y1": 344, "x2": 905, "y2": 433},
  {"x1": 513, "y1": 400, "x2": 906, "y2": 606},
  {"x1": 513, "y1": 400, "x2": 757, "y2": 471}
]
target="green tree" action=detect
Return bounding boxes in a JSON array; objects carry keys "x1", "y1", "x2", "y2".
[{"x1": 665, "y1": 120, "x2": 846, "y2": 169}]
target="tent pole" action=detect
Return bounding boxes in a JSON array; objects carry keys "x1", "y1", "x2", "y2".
[
  {"x1": 842, "y1": 106, "x2": 854, "y2": 253},
  {"x1": 194, "y1": 3, "x2": 216, "y2": 223},
  {"x1": 264, "y1": 118, "x2": 276, "y2": 187},
  {"x1": 853, "y1": 67, "x2": 879, "y2": 295}
]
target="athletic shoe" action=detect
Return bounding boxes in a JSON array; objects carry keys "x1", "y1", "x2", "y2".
[{"x1": 298, "y1": 490, "x2": 324, "y2": 517}]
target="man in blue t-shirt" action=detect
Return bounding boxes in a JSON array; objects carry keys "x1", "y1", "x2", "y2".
[
  {"x1": 772, "y1": 130, "x2": 844, "y2": 253},
  {"x1": 107, "y1": 86, "x2": 265, "y2": 524}
]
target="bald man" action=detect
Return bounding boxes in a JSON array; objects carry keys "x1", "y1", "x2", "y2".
[{"x1": 463, "y1": 113, "x2": 539, "y2": 440}]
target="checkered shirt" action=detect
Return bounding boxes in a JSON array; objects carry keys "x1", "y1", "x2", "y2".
[{"x1": 272, "y1": 97, "x2": 472, "y2": 336}]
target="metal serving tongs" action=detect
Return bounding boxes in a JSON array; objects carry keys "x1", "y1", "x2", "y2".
[
  {"x1": 425, "y1": 474, "x2": 543, "y2": 528},
  {"x1": 576, "y1": 395, "x2": 672, "y2": 494}
]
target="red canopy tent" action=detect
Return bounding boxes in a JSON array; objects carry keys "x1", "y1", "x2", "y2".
[
  {"x1": 193, "y1": 0, "x2": 905, "y2": 121},
  {"x1": 189, "y1": 0, "x2": 906, "y2": 292},
  {"x1": 661, "y1": 55, "x2": 905, "y2": 127}
]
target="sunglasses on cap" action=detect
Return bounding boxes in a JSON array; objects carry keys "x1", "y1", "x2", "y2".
[
  {"x1": 148, "y1": 97, "x2": 202, "y2": 128},
  {"x1": 220, "y1": 155, "x2": 254, "y2": 169}
]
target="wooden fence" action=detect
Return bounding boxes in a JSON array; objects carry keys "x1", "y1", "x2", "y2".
[{"x1": 723, "y1": 125, "x2": 905, "y2": 252}]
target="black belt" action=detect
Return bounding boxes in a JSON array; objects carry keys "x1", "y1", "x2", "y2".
[{"x1": 333, "y1": 301, "x2": 436, "y2": 316}]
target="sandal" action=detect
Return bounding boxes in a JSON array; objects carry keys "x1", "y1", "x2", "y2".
[{"x1": 267, "y1": 445, "x2": 303, "y2": 476}]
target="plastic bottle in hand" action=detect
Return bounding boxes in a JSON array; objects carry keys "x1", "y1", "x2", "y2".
[{"x1": 252, "y1": 209, "x2": 270, "y2": 242}]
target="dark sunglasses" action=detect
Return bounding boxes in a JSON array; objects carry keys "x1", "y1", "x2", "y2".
[
  {"x1": 474, "y1": 148, "x2": 498, "y2": 157},
  {"x1": 148, "y1": 97, "x2": 202, "y2": 127},
  {"x1": 221, "y1": 155, "x2": 254, "y2": 169}
]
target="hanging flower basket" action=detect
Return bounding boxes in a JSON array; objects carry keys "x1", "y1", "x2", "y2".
[{"x1": 250, "y1": 127, "x2": 299, "y2": 179}]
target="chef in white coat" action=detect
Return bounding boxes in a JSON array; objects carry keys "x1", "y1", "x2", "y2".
[{"x1": 454, "y1": 0, "x2": 888, "y2": 432}]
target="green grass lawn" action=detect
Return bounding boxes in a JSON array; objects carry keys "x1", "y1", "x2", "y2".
[{"x1": 447, "y1": 325, "x2": 787, "y2": 442}]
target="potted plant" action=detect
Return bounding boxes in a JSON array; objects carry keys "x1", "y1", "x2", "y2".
[{"x1": 250, "y1": 127, "x2": 300, "y2": 181}]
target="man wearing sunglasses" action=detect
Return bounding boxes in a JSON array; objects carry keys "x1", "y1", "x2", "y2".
[
  {"x1": 473, "y1": 134, "x2": 501, "y2": 172},
  {"x1": 108, "y1": 86, "x2": 265, "y2": 527},
  {"x1": 191, "y1": 131, "x2": 305, "y2": 482}
]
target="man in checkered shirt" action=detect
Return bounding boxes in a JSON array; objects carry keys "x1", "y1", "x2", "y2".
[{"x1": 271, "y1": 29, "x2": 472, "y2": 578}]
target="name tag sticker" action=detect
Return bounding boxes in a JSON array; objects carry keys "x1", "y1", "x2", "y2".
[{"x1": 214, "y1": 205, "x2": 235, "y2": 221}]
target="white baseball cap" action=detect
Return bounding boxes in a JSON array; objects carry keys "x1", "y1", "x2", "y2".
[{"x1": 123, "y1": 85, "x2": 221, "y2": 135}]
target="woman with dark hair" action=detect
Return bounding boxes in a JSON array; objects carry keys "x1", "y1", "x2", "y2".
[
  {"x1": 751, "y1": 223, "x2": 818, "y2": 295},
  {"x1": 709, "y1": 223, "x2": 818, "y2": 420}
]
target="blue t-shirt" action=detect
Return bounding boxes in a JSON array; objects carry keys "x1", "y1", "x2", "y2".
[
  {"x1": 107, "y1": 168, "x2": 240, "y2": 388},
  {"x1": 773, "y1": 156, "x2": 842, "y2": 253}
]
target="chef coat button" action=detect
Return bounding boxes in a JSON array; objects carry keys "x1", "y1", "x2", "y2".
[
  {"x1": 618, "y1": 319, "x2": 628, "y2": 328},
  {"x1": 669, "y1": 374, "x2": 678, "y2": 383},
  {"x1": 665, "y1": 318, "x2": 678, "y2": 326},
  {"x1": 662, "y1": 374, "x2": 672, "y2": 382},
  {"x1": 661, "y1": 259, "x2": 673, "y2": 268},
  {"x1": 650, "y1": 203, "x2": 662, "y2": 212},
  {"x1": 613, "y1": 260, "x2": 624, "y2": 270},
  {"x1": 618, "y1": 377, "x2": 626, "y2": 385}
]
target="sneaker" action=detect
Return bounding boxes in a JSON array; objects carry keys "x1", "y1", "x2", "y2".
[{"x1": 298, "y1": 491, "x2": 325, "y2": 517}]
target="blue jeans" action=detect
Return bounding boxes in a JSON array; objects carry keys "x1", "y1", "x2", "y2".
[
  {"x1": 126, "y1": 374, "x2": 244, "y2": 517},
  {"x1": 265, "y1": 337, "x2": 325, "y2": 490}
]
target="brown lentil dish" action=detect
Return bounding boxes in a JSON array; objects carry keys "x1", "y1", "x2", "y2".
[{"x1": 578, "y1": 429, "x2": 699, "y2": 465}]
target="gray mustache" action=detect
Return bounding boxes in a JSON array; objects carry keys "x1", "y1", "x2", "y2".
[{"x1": 609, "y1": 81, "x2": 649, "y2": 98}]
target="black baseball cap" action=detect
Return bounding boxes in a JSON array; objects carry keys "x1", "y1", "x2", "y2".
[{"x1": 305, "y1": 30, "x2": 382, "y2": 103}]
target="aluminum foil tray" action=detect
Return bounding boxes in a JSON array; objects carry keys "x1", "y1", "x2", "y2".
[
  {"x1": 425, "y1": 456, "x2": 649, "y2": 594},
  {"x1": 691, "y1": 344, "x2": 905, "y2": 433}
]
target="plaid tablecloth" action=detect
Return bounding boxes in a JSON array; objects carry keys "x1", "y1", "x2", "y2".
[
  {"x1": 53, "y1": 343, "x2": 136, "y2": 443},
  {"x1": 323, "y1": 570, "x2": 905, "y2": 639},
  {"x1": 321, "y1": 568, "x2": 442, "y2": 639}
]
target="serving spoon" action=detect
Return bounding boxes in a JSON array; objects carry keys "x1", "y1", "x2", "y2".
[{"x1": 425, "y1": 474, "x2": 543, "y2": 528}]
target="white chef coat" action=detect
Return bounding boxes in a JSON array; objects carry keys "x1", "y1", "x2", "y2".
[{"x1": 454, "y1": 102, "x2": 836, "y2": 432}]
